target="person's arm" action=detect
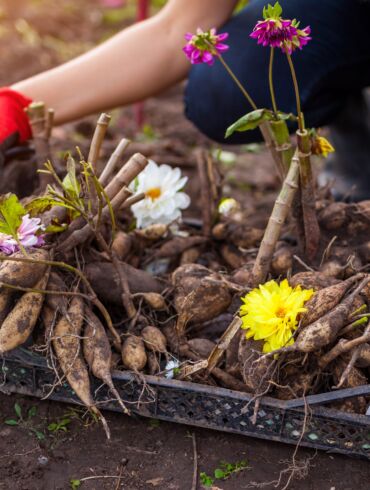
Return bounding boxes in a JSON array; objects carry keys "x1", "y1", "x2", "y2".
[{"x1": 12, "y1": 0, "x2": 238, "y2": 125}]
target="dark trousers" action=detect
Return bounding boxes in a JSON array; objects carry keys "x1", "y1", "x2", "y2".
[{"x1": 184, "y1": 0, "x2": 370, "y2": 144}]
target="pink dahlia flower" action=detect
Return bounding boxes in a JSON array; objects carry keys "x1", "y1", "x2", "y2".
[
  {"x1": 0, "y1": 214, "x2": 45, "y2": 255},
  {"x1": 183, "y1": 28, "x2": 229, "y2": 66},
  {"x1": 283, "y1": 24, "x2": 311, "y2": 54},
  {"x1": 250, "y1": 18, "x2": 297, "y2": 49}
]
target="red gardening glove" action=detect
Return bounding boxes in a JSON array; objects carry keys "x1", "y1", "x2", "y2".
[{"x1": 0, "y1": 87, "x2": 32, "y2": 147}]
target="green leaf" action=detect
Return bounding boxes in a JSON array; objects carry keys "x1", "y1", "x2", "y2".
[
  {"x1": 25, "y1": 196, "x2": 59, "y2": 216},
  {"x1": 200, "y1": 472, "x2": 214, "y2": 487},
  {"x1": 214, "y1": 468, "x2": 226, "y2": 479},
  {"x1": 28, "y1": 406, "x2": 37, "y2": 418},
  {"x1": 62, "y1": 156, "x2": 81, "y2": 201},
  {"x1": 44, "y1": 221, "x2": 68, "y2": 234},
  {"x1": 0, "y1": 194, "x2": 26, "y2": 238},
  {"x1": 34, "y1": 430, "x2": 45, "y2": 440},
  {"x1": 14, "y1": 402, "x2": 22, "y2": 419},
  {"x1": 276, "y1": 111, "x2": 297, "y2": 122},
  {"x1": 70, "y1": 479, "x2": 81, "y2": 489},
  {"x1": 48, "y1": 423, "x2": 57, "y2": 431},
  {"x1": 5, "y1": 419, "x2": 18, "y2": 426},
  {"x1": 225, "y1": 109, "x2": 274, "y2": 138},
  {"x1": 263, "y1": 2, "x2": 282, "y2": 20}
]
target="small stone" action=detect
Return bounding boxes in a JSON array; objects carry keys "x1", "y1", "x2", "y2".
[{"x1": 37, "y1": 455, "x2": 49, "y2": 466}]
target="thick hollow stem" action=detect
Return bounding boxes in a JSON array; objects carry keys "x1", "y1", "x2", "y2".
[
  {"x1": 88, "y1": 113, "x2": 111, "y2": 171},
  {"x1": 26, "y1": 101, "x2": 54, "y2": 189},
  {"x1": 251, "y1": 150, "x2": 300, "y2": 286},
  {"x1": 99, "y1": 138, "x2": 131, "y2": 185},
  {"x1": 297, "y1": 129, "x2": 320, "y2": 260},
  {"x1": 269, "y1": 120, "x2": 293, "y2": 176}
]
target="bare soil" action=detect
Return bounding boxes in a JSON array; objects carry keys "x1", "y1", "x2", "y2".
[{"x1": 0, "y1": 1, "x2": 369, "y2": 489}]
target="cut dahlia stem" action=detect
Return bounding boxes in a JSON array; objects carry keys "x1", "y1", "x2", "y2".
[
  {"x1": 251, "y1": 149, "x2": 300, "y2": 286},
  {"x1": 99, "y1": 137, "x2": 131, "y2": 185},
  {"x1": 45, "y1": 108, "x2": 54, "y2": 139},
  {"x1": 88, "y1": 113, "x2": 111, "y2": 171},
  {"x1": 269, "y1": 119, "x2": 293, "y2": 176},
  {"x1": 57, "y1": 153, "x2": 148, "y2": 250},
  {"x1": 120, "y1": 192, "x2": 145, "y2": 210},
  {"x1": 104, "y1": 153, "x2": 148, "y2": 200},
  {"x1": 196, "y1": 150, "x2": 220, "y2": 237},
  {"x1": 58, "y1": 158, "x2": 148, "y2": 252},
  {"x1": 206, "y1": 316, "x2": 242, "y2": 374},
  {"x1": 297, "y1": 129, "x2": 320, "y2": 260},
  {"x1": 259, "y1": 122, "x2": 286, "y2": 181},
  {"x1": 26, "y1": 101, "x2": 54, "y2": 189}
]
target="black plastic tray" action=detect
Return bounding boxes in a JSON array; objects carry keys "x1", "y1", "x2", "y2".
[{"x1": 1, "y1": 348, "x2": 370, "y2": 459}]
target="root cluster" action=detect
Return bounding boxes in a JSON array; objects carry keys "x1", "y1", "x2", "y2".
[{"x1": 1, "y1": 113, "x2": 370, "y2": 439}]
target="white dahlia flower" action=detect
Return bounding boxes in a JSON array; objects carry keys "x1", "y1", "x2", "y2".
[
  {"x1": 164, "y1": 359, "x2": 181, "y2": 379},
  {"x1": 130, "y1": 160, "x2": 190, "y2": 229}
]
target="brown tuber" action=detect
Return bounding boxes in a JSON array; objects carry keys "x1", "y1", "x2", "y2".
[
  {"x1": 121, "y1": 335, "x2": 147, "y2": 371},
  {"x1": 0, "y1": 271, "x2": 50, "y2": 353},
  {"x1": 83, "y1": 309, "x2": 130, "y2": 414},
  {"x1": 141, "y1": 326, "x2": 167, "y2": 353},
  {"x1": 172, "y1": 264, "x2": 232, "y2": 334},
  {"x1": 0, "y1": 249, "x2": 49, "y2": 289}
]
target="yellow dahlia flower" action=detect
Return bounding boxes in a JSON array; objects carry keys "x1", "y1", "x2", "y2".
[
  {"x1": 239, "y1": 279, "x2": 313, "y2": 353},
  {"x1": 312, "y1": 136, "x2": 335, "y2": 158}
]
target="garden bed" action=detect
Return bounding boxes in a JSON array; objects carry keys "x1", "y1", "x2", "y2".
[{"x1": 2, "y1": 348, "x2": 370, "y2": 460}]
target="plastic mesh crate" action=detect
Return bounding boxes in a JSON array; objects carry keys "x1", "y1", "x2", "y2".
[{"x1": 1, "y1": 348, "x2": 370, "y2": 459}]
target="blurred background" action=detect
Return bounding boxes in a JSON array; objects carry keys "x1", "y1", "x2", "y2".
[{"x1": 0, "y1": 0, "x2": 249, "y2": 87}]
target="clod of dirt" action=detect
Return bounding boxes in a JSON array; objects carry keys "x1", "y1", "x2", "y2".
[
  {"x1": 271, "y1": 245, "x2": 294, "y2": 276},
  {"x1": 318, "y1": 202, "x2": 348, "y2": 231},
  {"x1": 187, "y1": 338, "x2": 215, "y2": 359},
  {"x1": 85, "y1": 261, "x2": 165, "y2": 305}
]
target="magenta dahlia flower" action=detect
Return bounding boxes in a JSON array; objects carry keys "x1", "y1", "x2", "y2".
[
  {"x1": 0, "y1": 214, "x2": 45, "y2": 255},
  {"x1": 250, "y1": 2, "x2": 311, "y2": 53},
  {"x1": 250, "y1": 18, "x2": 297, "y2": 49},
  {"x1": 183, "y1": 28, "x2": 229, "y2": 66},
  {"x1": 283, "y1": 22, "x2": 311, "y2": 54}
]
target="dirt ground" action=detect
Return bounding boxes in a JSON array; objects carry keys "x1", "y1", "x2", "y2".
[{"x1": 0, "y1": 1, "x2": 369, "y2": 489}]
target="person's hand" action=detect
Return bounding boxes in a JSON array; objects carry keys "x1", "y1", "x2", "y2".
[{"x1": 0, "y1": 88, "x2": 32, "y2": 167}]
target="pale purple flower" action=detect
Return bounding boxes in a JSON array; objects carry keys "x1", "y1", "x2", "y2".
[
  {"x1": 0, "y1": 214, "x2": 45, "y2": 255},
  {"x1": 183, "y1": 28, "x2": 229, "y2": 66}
]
